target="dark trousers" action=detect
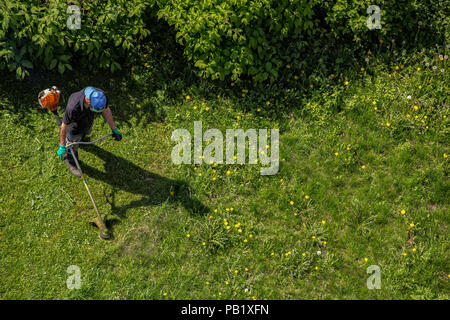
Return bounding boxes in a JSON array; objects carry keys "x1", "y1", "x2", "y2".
[{"x1": 66, "y1": 122, "x2": 93, "y2": 164}]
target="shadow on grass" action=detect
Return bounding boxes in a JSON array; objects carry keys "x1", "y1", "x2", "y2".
[{"x1": 79, "y1": 144, "x2": 208, "y2": 234}]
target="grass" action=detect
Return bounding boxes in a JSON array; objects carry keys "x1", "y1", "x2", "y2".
[{"x1": 0, "y1": 43, "x2": 449, "y2": 300}]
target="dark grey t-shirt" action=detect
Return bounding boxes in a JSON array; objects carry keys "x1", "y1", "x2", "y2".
[{"x1": 63, "y1": 87, "x2": 107, "y2": 135}]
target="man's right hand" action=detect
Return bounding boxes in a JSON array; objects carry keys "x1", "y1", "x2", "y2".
[{"x1": 57, "y1": 145, "x2": 67, "y2": 160}]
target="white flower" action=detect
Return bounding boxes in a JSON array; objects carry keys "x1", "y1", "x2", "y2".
[
  {"x1": 365, "y1": 57, "x2": 369, "y2": 63},
  {"x1": 433, "y1": 66, "x2": 437, "y2": 70},
  {"x1": 407, "y1": 95, "x2": 412, "y2": 100},
  {"x1": 440, "y1": 69, "x2": 444, "y2": 73},
  {"x1": 445, "y1": 55, "x2": 448, "y2": 60},
  {"x1": 244, "y1": 288, "x2": 249, "y2": 293},
  {"x1": 425, "y1": 62, "x2": 430, "y2": 67},
  {"x1": 418, "y1": 21, "x2": 423, "y2": 26},
  {"x1": 439, "y1": 55, "x2": 443, "y2": 59},
  {"x1": 316, "y1": 250, "x2": 321, "y2": 256}
]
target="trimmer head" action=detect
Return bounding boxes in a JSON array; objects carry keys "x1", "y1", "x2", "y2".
[{"x1": 89, "y1": 219, "x2": 111, "y2": 240}]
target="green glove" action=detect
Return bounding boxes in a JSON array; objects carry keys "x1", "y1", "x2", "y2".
[
  {"x1": 112, "y1": 128, "x2": 122, "y2": 141},
  {"x1": 57, "y1": 145, "x2": 67, "y2": 160}
]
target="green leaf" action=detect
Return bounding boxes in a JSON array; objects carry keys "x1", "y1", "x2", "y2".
[
  {"x1": 58, "y1": 62, "x2": 65, "y2": 74},
  {"x1": 49, "y1": 59, "x2": 57, "y2": 70}
]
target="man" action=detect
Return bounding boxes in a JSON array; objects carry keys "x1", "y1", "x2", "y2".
[{"x1": 57, "y1": 86, "x2": 122, "y2": 177}]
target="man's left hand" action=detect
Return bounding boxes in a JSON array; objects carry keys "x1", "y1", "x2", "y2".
[{"x1": 112, "y1": 128, "x2": 122, "y2": 141}]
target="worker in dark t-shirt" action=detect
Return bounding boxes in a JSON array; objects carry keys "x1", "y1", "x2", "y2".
[{"x1": 56, "y1": 87, "x2": 122, "y2": 177}]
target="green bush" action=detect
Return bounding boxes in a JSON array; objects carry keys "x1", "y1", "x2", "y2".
[
  {"x1": 319, "y1": 0, "x2": 449, "y2": 44},
  {"x1": 157, "y1": 0, "x2": 316, "y2": 83},
  {"x1": 0, "y1": 0, "x2": 153, "y2": 78}
]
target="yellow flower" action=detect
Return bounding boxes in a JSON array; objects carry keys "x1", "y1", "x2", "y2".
[
  {"x1": 418, "y1": 85, "x2": 422, "y2": 89},
  {"x1": 322, "y1": 220, "x2": 326, "y2": 225},
  {"x1": 444, "y1": 153, "x2": 447, "y2": 158},
  {"x1": 401, "y1": 210, "x2": 406, "y2": 214},
  {"x1": 372, "y1": 101, "x2": 377, "y2": 105},
  {"x1": 412, "y1": 248, "x2": 416, "y2": 253},
  {"x1": 323, "y1": 241, "x2": 327, "y2": 245},
  {"x1": 361, "y1": 165, "x2": 366, "y2": 169},
  {"x1": 249, "y1": 234, "x2": 253, "y2": 238},
  {"x1": 245, "y1": 268, "x2": 248, "y2": 271},
  {"x1": 257, "y1": 108, "x2": 261, "y2": 112},
  {"x1": 243, "y1": 239, "x2": 247, "y2": 243},
  {"x1": 294, "y1": 75, "x2": 299, "y2": 80},
  {"x1": 345, "y1": 81, "x2": 349, "y2": 86},
  {"x1": 238, "y1": 229, "x2": 242, "y2": 233},
  {"x1": 364, "y1": 257, "x2": 368, "y2": 262},
  {"x1": 226, "y1": 170, "x2": 231, "y2": 175},
  {"x1": 226, "y1": 226, "x2": 230, "y2": 230},
  {"x1": 198, "y1": 173, "x2": 202, "y2": 177},
  {"x1": 305, "y1": 195, "x2": 310, "y2": 199},
  {"x1": 374, "y1": 106, "x2": 378, "y2": 110},
  {"x1": 212, "y1": 177, "x2": 216, "y2": 181},
  {"x1": 236, "y1": 115, "x2": 241, "y2": 120},
  {"x1": 417, "y1": 67, "x2": 421, "y2": 71},
  {"x1": 202, "y1": 242, "x2": 206, "y2": 246},
  {"x1": 170, "y1": 191, "x2": 174, "y2": 196},
  {"x1": 266, "y1": 101, "x2": 270, "y2": 105},
  {"x1": 214, "y1": 209, "x2": 218, "y2": 213},
  {"x1": 395, "y1": 66, "x2": 399, "y2": 70},
  {"x1": 335, "y1": 152, "x2": 339, "y2": 156},
  {"x1": 302, "y1": 252, "x2": 306, "y2": 256},
  {"x1": 331, "y1": 93, "x2": 336, "y2": 97},
  {"x1": 271, "y1": 252, "x2": 274, "y2": 256},
  {"x1": 131, "y1": 67, "x2": 135, "y2": 71},
  {"x1": 186, "y1": 95, "x2": 190, "y2": 100},
  {"x1": 205, "y1": 107, "x2": 209, "y2": 111},
  {"x1": 315, "y1": 266, "x2": 319, "y2": 270},
  {"x1": 234, "y1": 270, "x2": 238, "y2": 274},
  {"x1": 193, "y1": 106, "x2": 197, "y2": 110},
  {"x1": 218, "y1": 292, "x2": 222, "y2": 296},
  {"x1": 386, "y1": 122, "x2": 391, "y2": 127},
  {"x1": 205, "y1": 281, "x2": 209, "y2": 285},
  {"x1": 286, "y1": 64, "x2": 291, "y2": 69},
  {"x1": 330, "y1": 74, "x2": 335, "y2": 78},
  {"x1": 163, "y1": 292, "x2": 167, "y2": 296},
  {"x1": 312, "y1": 236, "x2": 316, "y2": 239},
  {"x1": 410, "y1": 223, "x2": 415, "y2": 228},
  {"x1": 230, "y1": 208, "x2": 234, "y2": 211},
  {"x1": 414, "y1": 105, "x2": 419, "y2": 110},
  {"x1": 361, "y1": 67, "x2": 365, "y2": 71},
  {"x1": 225, "y1": 281, "x2": 229, "y2": 285},
  {"x1": 403, "y1": 252, "x2": 407, "y2": 256},
  {"x1": 309, "y1": 84, "x2": 313, "y2": 88},
  {"x1": 252, "y1": 296, "x2": 256, "y2": 300},
  {"x1": 290, "y1": 201, "x2": 294, "y2": 205}
]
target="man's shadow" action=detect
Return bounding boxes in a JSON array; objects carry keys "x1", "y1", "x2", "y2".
[{"x1": 79, "y1": 144, "x2": 209, "y2": 233}]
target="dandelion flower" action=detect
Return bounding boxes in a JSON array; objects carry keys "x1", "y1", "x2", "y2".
[
  {"x1": 444, "y1": 154, "x2": 448, "y2": 158},
  {"x1": 386, "y1": 122, "x2": 391, "y2": 127},
  {"x1": 226, "y1": 170, "x2": 231, "y2": 175},
  {"x1": 417, "y1": 67, "x2": 421, "y2": 71},
  {"x1": 305, "y1": 195, "x2": 310, "y2": 199},
  {"x1": 290, "y1": 201, "x2": 294, "y2": 205},
  {"x1": 410, "y1": 223, "x2": 415, "y2": 228},
  {"x1": 401, "y1": 209, "x2": 406, "y2": 214},
  {"x1": 345, "y1": 81, "x2": 349, "y2": 86},
  {"x1": 361, "y1": 165, "x2": 366, "y2": 169},
  {"x1": 186, "y1": 95, "x2": 190, "y2": 100},
  {"x1": 302, "y1": 252, "x2": 306, "y2": 256},
  {"x1": 187, "y1": 234, "x2": 190, "y2": 238},
  {"x1": 335, "y1": 152, "x2": 339, "y2": 156},
  {"x1": 234, "y1": 270, "x2": 238, "y2": 274},
  {"x1": 322, "y1": 220, "x2": 326, "y2": 225},
  {"x1": 364, "y1": 257, "x2": 368, "y2": 262}
]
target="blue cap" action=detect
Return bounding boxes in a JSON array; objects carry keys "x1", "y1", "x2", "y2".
[{"x1": 84, "y1": 87, "x2": 106, "y2": 112}]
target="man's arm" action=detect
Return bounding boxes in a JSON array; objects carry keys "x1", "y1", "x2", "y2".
[
  {"x1": 102, "y1": 107, "x2": 117, "y2": 130},
  {"x1": 60, "y1": 122, "x2": 69, "y2": 146}
]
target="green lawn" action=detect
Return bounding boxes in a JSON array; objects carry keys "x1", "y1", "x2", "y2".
[{"x1": 0, "y1": 46, "x2": 448, "y2": 299}]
